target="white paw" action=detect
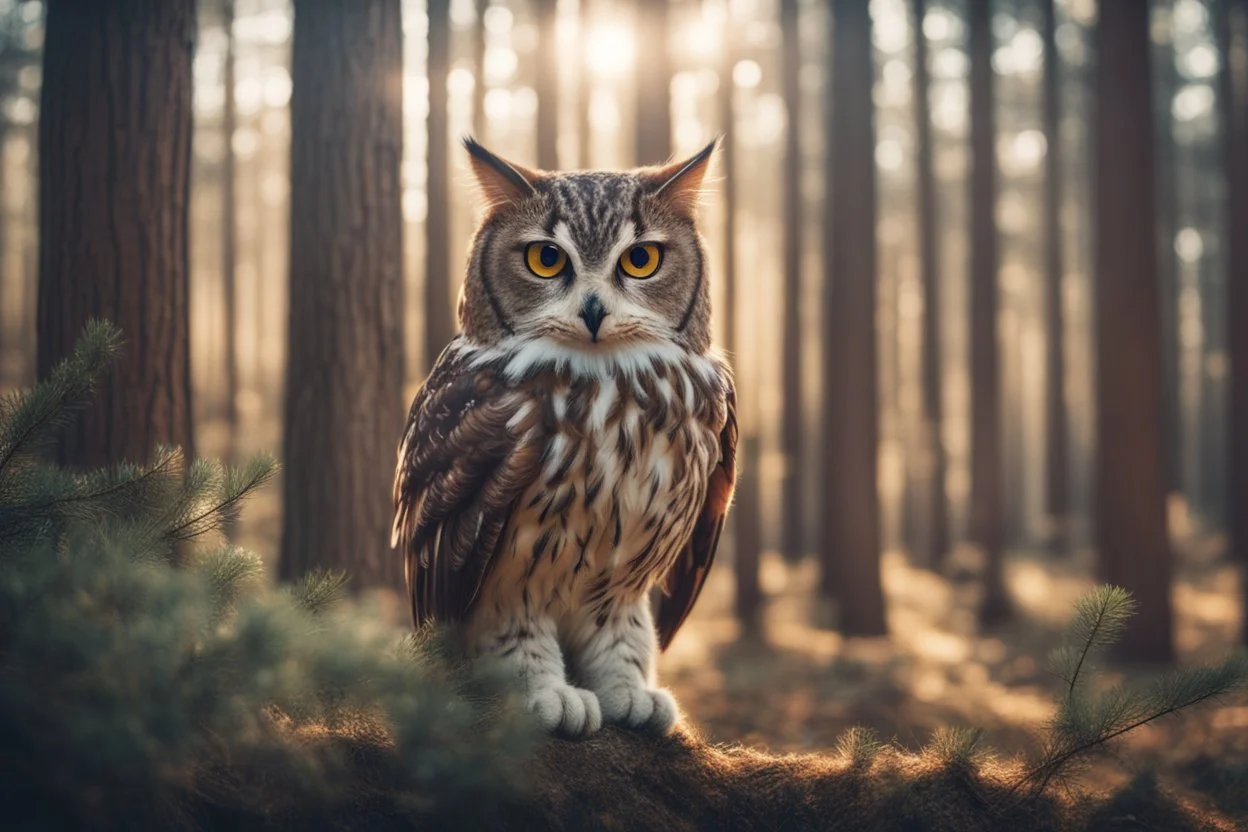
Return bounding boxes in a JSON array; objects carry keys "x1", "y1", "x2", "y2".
[
  {"x1": 597, "y1": 686, "x2": 679, "y2": 735},
  {"x1": 527, "y1": 684, "x2": 603, "y2": 738}
]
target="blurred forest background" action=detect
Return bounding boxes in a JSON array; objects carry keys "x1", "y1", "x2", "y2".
[{"x1": 1, "y1": 0, "x2": 1246, "y2": 803}]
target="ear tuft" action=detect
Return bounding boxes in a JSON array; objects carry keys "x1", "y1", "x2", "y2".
[
  {"x1": 642, "y1": 137, "x2": 720, "y2": 215},
  {"x1": 463, "y1": 136, "x2": 541, "y2": 208}
]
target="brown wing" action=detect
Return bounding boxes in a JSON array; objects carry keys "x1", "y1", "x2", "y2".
[
  {"x1": 391, "y1": 343, "x2": 544, "y2": 625},
  {"x1": 656, "y1": 381, "x2": 738, "y2": 650}
]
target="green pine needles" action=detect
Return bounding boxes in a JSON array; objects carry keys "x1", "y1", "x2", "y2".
[
  {"x1": 0, "y1": 321, "x2": 534, "y2": 829},
  {"x1": 1009, "y1": 585, "x2": 1247, "y2": 800}
]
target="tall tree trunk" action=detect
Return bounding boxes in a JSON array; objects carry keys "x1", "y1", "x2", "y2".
[
  {"x1": 0, "y1": 117, "x2": 7, "y2": 389},
  {"x1": 37, "y1": 0, "x2": 195, "y2": 468},
  {"x1": 473, "y1": 0, "x2": 488, "y2": 138},
  {"x1": 1093, "y1": 0, "x2": 1173, "y2": 662},
  {"x1": 1154, "y1": 23, "x2": 1182, "y2": 501},
  {"x1": 1217, "y1": 0, "x2": 1248, "y2": 642},
  {"x1": 281, "y1": 0, "x2": 405, "y2": 589},
  {"x1": 912, "y1": 0, "x2": 948, "y2": 570},
  {"x1": 821, "y1": 0, "x2": 887, "y2": 637},
  {"x1": 968, "y1": 0, "x2": 1011, "y2": 626},
  {"x1": 577, "y1": 0, "x2": 593, "y2": 168},
  {"x1": 721, "y1": 18, "x2": 761, "y2": 635},
  {"x1": 535, "y1": 0, "x2": 559, "y2": 170},
  {"x1": 635, "y1": 0, "x2": 670, "y2": 164},
  {"x1": 1041, "y1": 0, "x2": 1068, "y2": 552},
  {"x1": 425, "y1": 0, "x2": 454, "y2": 368},
  {"x1": 222, "y1": 0, "x2": 240, "y2": 457},
  {"x1": 779, "y1": 0, "x2": 804, "y2": 562},
  {"x1": 1196, "y1": 137, "x2": 1225, "y2": 529}
]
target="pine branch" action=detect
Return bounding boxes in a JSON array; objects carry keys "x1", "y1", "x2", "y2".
[
  {"x1": 289, "y1": 569, "x2": 350, "y2": 616},
  {"x1": 835, "y1": 726, "x2": 884, "y2": 767},
  {"x1": 196, "y1": 545, "x2": 264, "y2": 622},
  {"x1": 215, "y1": 453, "x2": 279, "y2": 529},
  {"x1": 1062, "y1": 585, "x2": 1135, "y2": 700},
  {"x1": 16, "y1": 447, "x2": 182, "y2": 515},
  {"x1": 996, "y1": 588, "x2": 1247, "y2": 808},
  {"x1": 1016, "y1": 664, "x2": 1245, "y2": 799},
  {"x1": 162, "y1": 454, "x2": 277, "y2": 543},
  {"x1": 0, "y1": 320, "x2": 122, "y2": 478},
  {"x1": 924, "y1": 726, "x2": 985, "y2": 769}
]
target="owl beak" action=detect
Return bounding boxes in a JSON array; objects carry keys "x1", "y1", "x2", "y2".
[{"x1": 579, "y1": 295, "x2": 608, "y2": 342}]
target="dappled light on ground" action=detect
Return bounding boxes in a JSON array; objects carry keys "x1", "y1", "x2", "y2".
[{"x1": 661, "y1": 546, "x2": 1245, "y2": 816}]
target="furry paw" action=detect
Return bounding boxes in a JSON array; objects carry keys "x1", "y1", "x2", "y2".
[
  {"x1": 527, "y1": 684, "x2": 602, "y2": 738},
  {"x1": 597, "y1": 686, "x2": 679, "y2": 735}
]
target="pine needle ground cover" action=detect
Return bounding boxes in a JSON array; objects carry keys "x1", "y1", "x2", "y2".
[{"x1": 0, "y1": 322, "x2": 1244, "y2": 830}]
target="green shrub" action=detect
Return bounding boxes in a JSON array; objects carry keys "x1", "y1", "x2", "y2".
[{"x1": 0, "y1": 321, "x2": 534, "y2": 829}]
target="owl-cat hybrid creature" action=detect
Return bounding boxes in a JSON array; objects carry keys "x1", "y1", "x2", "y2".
[{"x1": 392, "y1": 138, "x2": 736, "y2": 738}]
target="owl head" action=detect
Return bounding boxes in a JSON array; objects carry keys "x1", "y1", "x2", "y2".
[{"x1": 456, "y1": 138, "x2": 718, "y2": 355}]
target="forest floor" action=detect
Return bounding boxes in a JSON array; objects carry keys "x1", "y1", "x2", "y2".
[
  {"x1": 660, "y1": 542, "x2": 1247, "y2": 826},
  {"x1": 207, "y1": 419, "x2": 1248, "y2": 828}
]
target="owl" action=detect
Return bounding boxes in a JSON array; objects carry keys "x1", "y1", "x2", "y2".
[{"x1": 392, "y1": 137, "x2": 736, "y2": 738}]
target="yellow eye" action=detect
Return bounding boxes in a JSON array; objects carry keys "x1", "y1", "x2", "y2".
[
  {"x1": 619, "y1": 243, "x2": 662, "y2": 279},
  {"x1": 525, "y1": 242, "x2": 567, "y2": 278}
]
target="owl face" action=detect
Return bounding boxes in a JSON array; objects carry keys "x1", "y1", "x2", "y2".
[{"x1": 457, "y1": 139, "x2": 717, "y2": 355}]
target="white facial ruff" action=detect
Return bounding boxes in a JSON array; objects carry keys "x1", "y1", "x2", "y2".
[{"x1": 459, "y1": 335, "x2": 725, "y2": 385}]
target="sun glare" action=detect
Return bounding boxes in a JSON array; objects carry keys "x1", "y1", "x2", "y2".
[{"x1": 584, "y1": 23, "x2": 636, "y2": 79}]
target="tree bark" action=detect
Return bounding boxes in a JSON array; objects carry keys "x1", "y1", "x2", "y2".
[
  {"x1": 1196, "y1": 140, "x2": 1223, "y2": 527},
  {"x1": 1041, "y1": 0, "x2": 1069, "y2": 552},
  {"x1": 820, "y1": 0, "x2": 887, "y2": 637},
  {"x1": 0, "y1": 117, "x2": 8, "y2": 388},
  {"x1": 1216, "y1": 0, "x2": 1248, "y2": 642},
  {"x1": 779, "y1": 0, "x2": 804, "y2": 562},
  {"x1": 36, "y1": 0, "x2": 195, "y2": 468},
  {"x1": 1154, "y1": 24, "x2": 1182, "y2": 501},
  {"x1": 535, "y1": 0, "x2": 559, "y2": 170},
  {"x1": 473, "y1": 0, "x2": 488, "y2": 139},
  {"x1": 425, "y1": 0, "x2": 455, "y2": 369},
  {"x1": 222, "y1": 0, "x2": 240, "y2": 456},
  {"x1": 968, "y1": 0, "x2": 1011, "y2": 626},
  {"x1": 720, "y1": 17, "x2": 761, "y2": 635},
  {"x1": 577, "y1": 0, "x2": 593, "y2": 168},
  {"x1": 281, "y1": 0, "x2": 405, "y2": 590},
  {"x1": 634, "y1": 0, "x2": 670, "y2": 165},
  {"x1": 1093, "y1": 0, "x2": 1173, "y2": 662},
  {"x1": 913, "y1": 0, "x2": 948, "y2": 570}
]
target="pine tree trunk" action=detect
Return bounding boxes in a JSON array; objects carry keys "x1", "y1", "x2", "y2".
[
  {"x1": 1154, "y1": 26, "x2": 1182, "y2": 501},
  {"x1": 473, "y1": 0, "x2": 488, "y2": 138},
  {"x1": 1194, "y1": 135, "x2": 1219, "y2": 526},
  {"x1": 280, "y1": 0, "x2": 405, "y2": 589},
  {"x1": 779, "y1": 0, "x2": 804, "y2": 562},
  {"x1": 968, "y1": 0, "x2": 1011, "y2": 627},
  {"x1": 425, "y1": 0, "x2": 455, "y2": 370},
  {"x1": 577, "y1": 0, "x2": 593, "y2": 168},
  {"x1": 1216, "y1": 0, "x2": 1248, "y2": 618},
  {"x1": 634, "y1": 0, "x2": 670, "y2": 165},
  {"x1": 1041, "y1": 0, "x2": 1069, "y2": 553},
  {"x1": 913, "y1": 0, "x2": 948, "y2": 570},
  {"x1": 0, "y1": 118, "x2": 8, "y2": 388},
  {"x1": 720, "y1": 18, "x2": 761, "y2": 634},
  {"x1": 821, "y1": 0, "x2": 887, "y2": 637},
  {"x1": 36, "y1": 0, "x2": 195, "y2": 468},
  {"x1": 1093, "y1": 0, "x2": 1173, "y2": 662},
  {"x1": 222, "y1": 0, "x2": 240, "y2": 456},
  {"x1": 535, "y1": 0, "x2": 559, "y2": 170}
]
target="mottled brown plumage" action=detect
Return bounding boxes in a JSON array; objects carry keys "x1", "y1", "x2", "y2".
[{"x1": 393, "y1": 139, "x2": 734, "y2": 736}]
